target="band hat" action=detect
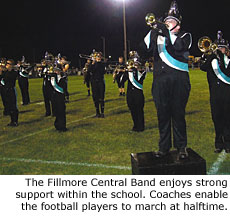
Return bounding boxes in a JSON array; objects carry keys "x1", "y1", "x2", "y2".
[
  {"x1": 164, "y1": 0, "x2": 182, "y2": 24},
  {"x1": 53, "y1": 67, "x2": 62, "y2": 72},
  {"x1": 129, "y1": 51, "x2": 139, "y2": 59},
  {"x1": 215, "y1": 31, "x2": 229, "y2": 49}
]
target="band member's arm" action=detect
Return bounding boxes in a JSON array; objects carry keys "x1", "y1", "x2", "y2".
[
  {"x1": 40, "y1": 66, "x2": 48, "y2": 77},
  {"x1": 143, "y1": 30, "x2": 158, "y2": 54},
  {"x1": 24, "y1": 64, "x2": 35, "y2": 73},
  {"x1": 102, "y1": 63, "x2": 106, "y2": 75},
  {"x1": 143, "y1": 23, "x2": 170, "y2": 55},
  {"x1": 140, "y1": 71, "x2": 147, "y2": 81},
  {"x1": 200, "y1": 53, "x2": 216, "y2": 72}
]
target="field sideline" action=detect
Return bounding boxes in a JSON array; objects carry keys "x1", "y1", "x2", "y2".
[{"x1": 0, "y1": 69, "x2": 230, "y2": 175}]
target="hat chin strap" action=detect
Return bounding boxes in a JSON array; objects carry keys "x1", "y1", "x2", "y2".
[{"x1": 169, "y1": 22, "x2": 179, "y2": 32}]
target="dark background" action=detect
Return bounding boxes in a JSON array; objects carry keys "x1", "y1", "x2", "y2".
[{"x1": 0, "y1": 0, "x2": 229, "y2": 67}]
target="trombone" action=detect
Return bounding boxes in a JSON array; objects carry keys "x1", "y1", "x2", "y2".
[
  {"x1": 79, "y1": 54, "x2": 93, "y2": 60},
  {"x1": 79, "y1": 51, "x2": 107, "y2": 62}
]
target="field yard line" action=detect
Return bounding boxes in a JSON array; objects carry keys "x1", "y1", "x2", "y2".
[
  {"x1": 0, "y1": 157, "x2": 131, "y2": 170},
  {"x1": 0, "y1": 104, "x2": 126, "y2": 146},
  {"x1": 207, "y1": 151, "x2": 227, "y2": 175},
  {"x1": 35, "y1": 102, "x2": 44, "y2": 105}
]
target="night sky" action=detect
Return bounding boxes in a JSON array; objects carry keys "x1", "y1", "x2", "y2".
[{"x1": 0, "y1": 0, "x2": 229, "y2": 66}]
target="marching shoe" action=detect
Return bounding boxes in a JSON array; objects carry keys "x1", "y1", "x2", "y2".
[
  {"x1": 155, "y1": 150, "x2": 169, "y2": 158},
  {"x1": 7, "y1": 122, "x2": 18, "y2": 127},
  {"x1": 94, "y1": 113, "x2": 101, "y2": 118},
  {"x1": 136, "y1": 127, "x2": 144, "y2": 132},
  {"x1": 214, "y1": 148, "x2": 223, "y2": 153},
  {"x1": 177, "y1": 148, "x2": 188, "y2": 159},
  {"x1": 224, "y1": 148, "x2": 230, "y2": 153},
  {"x1": 59, "y1": 128, "x2": 68, "y2": 132}
]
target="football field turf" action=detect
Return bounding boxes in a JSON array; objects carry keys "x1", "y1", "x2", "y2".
[{"x1": 0, "y1": 69, "x2": 230, "y2": 175}]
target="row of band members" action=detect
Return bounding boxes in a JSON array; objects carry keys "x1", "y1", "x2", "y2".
[
  {"x1": 0, "y1": 56, "x2": 70, "y2": 132},
  {"x1": 0, "y1": 52, "x2": 145, "y2": 132},
  {"x1": 1, "y1": 0, "x2": 230, "y2": 159}
]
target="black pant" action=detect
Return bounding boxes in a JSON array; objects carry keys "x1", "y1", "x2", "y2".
[
  {"x1": 5, "y1": 87, "x2": 18, "y2": 123},
  {"x1": 0, "y1": 85, "x2": 9, "y2": 115},
  {"x1": 43, "y1": 84, "x2": 55, "y2": 116},
  {"x1": 209, "y1": 81, "x2": 230, "y2": 149},
  {"x1": 152, "y1": 72, "x2": 190, "y2": 152},
  {"x1": 91, "y1": 80, "x2": 105, "y2": 113},
  {"x1": 53, "y1": 92, "x2": 66, "y2": 130},
  {"x1": 18, "y1": 76, "x2": 30, "y2": 105},
  {"x1": 86, "y1": 80, "x2": 90, "y2": 89},
  {"x1": 127, "y1": 89, "x2": 145, "y2": 131}
]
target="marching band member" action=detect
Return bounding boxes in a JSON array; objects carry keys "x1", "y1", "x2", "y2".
[
  {"x1": 113, "y1": 56, "x2": 126, "y2": 96},
  {"x1": 50, "y1": 67, "x2": 67, "y2": 132},
  {"x1": 88, "y1": 52, "x2": 106, "y2": 118},
  {"x1": 121, "y1": 57, "x2": 146, "y2": 132},
  {"x1": 1, "y1": 59, "x2": 19, "y2": 126},
  {"x1": 83, "y1": 59, "x2": 92, "y2": 96},
  {"x1": 60, "y1": 56, "x2": 70, "y2": 103},
  {"x1": 144, "y1": 0, "x2": 192, "y2": 159},
  {"x1": 40, "y1": 53, "x2": 56, "y2": 117},
  {"x1": 200, "y1": 31, "x2": 230, "y2": 153},
  {"x1": 0, "y1": 58, "x2": 9, "y2": 116},
  {"x1": 17, "y1": 56, "x2": 32, "y2": 105}
]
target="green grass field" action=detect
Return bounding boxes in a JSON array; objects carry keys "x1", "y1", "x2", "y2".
[{"x1": 0, "y1": 69, "x2": 230, "y2": 175}]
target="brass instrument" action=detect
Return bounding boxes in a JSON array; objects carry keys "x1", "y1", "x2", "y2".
[
  {"x1": 79, "y1": 54, "x2": 94, "y2": 60},
  {"x1": 79, "y1": 50, "x2": 99, "y2": 61},
  {"x1": 47, "y1": 66, "x2": 54, "y2": 74},
  {"x1": 79, "y1": 50, "x2": 106, "y2": 62},
  {"x1": 198, "y1": 36, "x2": 218, "y2": 54},
  {"x1": 126, "y1": 59, "x2": 135, "y2": 70},
  {"x1": 83, "y1": 67, "x2": 88, "y2": 74},
  {"x1": 112, "y1": 59, "x2": 138, "y2": 82},
  {"x1": 145, "y1": 13, "x2": 168, "y2": 29},
  {"x1": 0, "y1": 59, "x2": 6, "y2": 72},
  {"x1": 83, "y1": 62, "x2": 90, "y2": 75}
]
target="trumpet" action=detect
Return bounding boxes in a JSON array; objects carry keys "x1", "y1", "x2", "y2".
[
  {"x1": 145, "y1": 13, "x2": 169, "y2": 29},
  {"x1": 198, "y1": 36, "x2": 218, "y2": 54}
]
